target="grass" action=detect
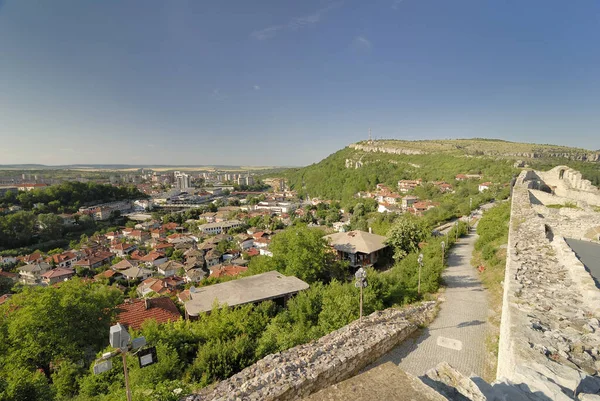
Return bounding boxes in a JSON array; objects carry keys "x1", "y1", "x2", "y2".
[
  {"x1": 593, "y1": 206, "x2": 600, "y2": 213},
  {"x1": 546, "y1": 202, "x2": 580, "y2": 210}
]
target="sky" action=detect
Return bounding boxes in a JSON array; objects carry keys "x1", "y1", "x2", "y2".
[{"x1": 0, "y1": 0, "x2": 599, "y2": 166}]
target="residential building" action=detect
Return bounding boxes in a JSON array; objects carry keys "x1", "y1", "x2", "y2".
[
  {"x1": 479, "y1": 182, "x2": 492, "y2": 192},
  {"x1": 140, "y1": 251, "x2": 168, "y2": 267},
  {"x1": 19, "y1": 262, "x2": 52, "y2": 284},
  {"x1": 209, "y1": 264, "x2": 247, "y2": 279},
  {"x1": 401, "y1": 196, "x2": 419, "y2": 210},
  {"x1": 116, "y1": 297, "x2": 181, "y2": 330},
  {"x1": 184, "y1": 271, "x2": 309, "y2": 318},
  {"x1": 47, "y1": 251, "x2": 78, "y2": 268},
  {"x1": 109, "y1": 243, "x2": 137, "y2": 257},
  {"x1": 121, "y1": 265, "x2": 153, "y2": 281},
  {"x1": 198, "y1": 220, "x2": 243, "y2": 235},
  {"x1": 41, "y1": 268, "x2": 75, "y2": 285},
  {"x1": 324, "y1": 230, "x2": 389, "y2": 268},
  {"x1": 157, "y1": 260, "x2": 184, "y2": 277}
]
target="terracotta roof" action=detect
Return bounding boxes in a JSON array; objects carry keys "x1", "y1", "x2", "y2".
[
  {"x1": 47, "y1": 252, "x2": 77, "y2": 264},
  {"x1": 112, "y1": 259, "x2": 136, "y2": 271},
  {"x1": 162, "y1": 222, "x2": 178, "y2": 230},
  {"x1": 0, "y1": 271, "x2": 18, "y2": 279},
  {"x1": 116, "y1": 297, "x2": 181, "y2": 330},
  {"x1": 23, "y1": 252, "x2": 42, "y2": 263},
  {"x1": 209, "y1": 265, "x2": 248, "y2": 279},
  {"x1": 155, "y1": 243, "x2": 174, "y2": 250},
  {"x1": 41, "y1": 268, "x2": 74, "y2": 279},
  {"x1": 140, "y1": 251, "x2": 166, "y2": 262},
  {"x1": 95, "y1": 269, "x2": 120, "y2": 279},
  {"x1": 246, "y1": 248, "x2": 259, "y2": 257}
]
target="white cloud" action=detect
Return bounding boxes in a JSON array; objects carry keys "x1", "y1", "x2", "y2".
[
  {"x1": 392, "y1": 0, "x2": 404, "y2": 10},
  {"x1": 353, "y1": 35, "x2": 372, "y2": 49},
  {"x1": 251, "y1": 2, "x2": 342, "y2": 40},
  {"x1": 253, "y1": 85, "x2": 261, "y2": 90}
]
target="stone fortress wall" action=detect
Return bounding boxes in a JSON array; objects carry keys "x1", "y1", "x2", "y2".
[
  {"x1": 183, "y1": 302, "x2": 437, "y2": 401},
  {"x1": 495, "y1": 169, "x2": 600, "y2": 400}
]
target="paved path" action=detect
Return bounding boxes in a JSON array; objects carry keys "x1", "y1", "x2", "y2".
[
  {"x1": 564, "y1": 238, "x2": 600, "y2": 287},
  {"x1": 366, "y1": 231, "x2": 489, "y2": 378}
]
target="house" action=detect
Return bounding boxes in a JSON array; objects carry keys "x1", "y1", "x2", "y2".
[
  {"x1": 21, "y1": 252, "x2": 43, "y2": 265},
  {"x1": 401, "y1": 196, "x2": 419, "y2": 210},
  {"x1": 184, "y1": 266, "x2": 209, "y2": 283},
  {"x1": 109, "y1": 242, "x2": 137, "y2": 257},
  {"x1": 184, "y1": 271, "x2": 309, "y2": 318},
  {"x1": 47, "y1": 251, "x2": 78, "y2": 268},
  {"x1": 111, "y1": 259, "x2": 138, "y2": 271},
  {"x1": 411, "y1": 201, "x2": 439, "y2": 215},
  {"x1": 94, "y1": 269, "x2": 124, "y2": 281},
  {"x1": 124, "y1": 230, "x2": 149, "y2": 242},
  {"x1": 198, "y1": 220, "x2": 243, "y2": 235},
  {"x1": 121, "y1": 265, "x2": 153, "y2": 281},
  {"x1": 245, "y1": 248, "x2": 260, "y2": 257},
  {"x1": 154, "y1": 242, "x2": 174, "y2": 252},
  {"x1": 254, "y1": 237, "x2": 271, "y2": 249},
  {"x1": 162, "y1": 222, "x2": 178, "y2": 231},
  {"x1": 479, "y1": 182, "x2": 492, "y2": 192},
  {"x1": 41, "y1": 268, "x2": 75, "y2": 285},
  {"x1": 150, "y1": 228, "x2": 166, "y2": 239},
  {"x1": 209, "y1": 264, "x2": 248, "y2": 279},
  {"x1": 236, "y1": 234, "x2": 254, "y2": 250},
  {"x1": 397, "y1": 179, "x2": 422, "y2": 193},
  {"x1": 19, "y1": 262, "x2": 52, "y2": 284},
  {"x1": 17, "y1": 183, "x2": 48, "y2": 192},
  {"x1": 324, "y1": 230, "x2": 389, "y2": 268},
  {"x1": 378, "y1": 203, "x2": 402, "y2": 214},
  {"x1": 137, "y1": 277, "x2": 179, "y2": 298},
  {"x1": 72, "y1": 251, "x2": 113, "y2": 269},
  {"x1": 455, "y1": 174, "x2": 467, "y2": 181},
  {"x1": 0, "y1": 256, "x2": 17, "y2": 265},
  {"x1": 157, "y1": 260, "x2": 184, "y2": 277},
  {"x1": 205, "y1": 250, "x2": 222, "y2": 267},
  {"x1": 116, "y1": 297, "x2": 181, "y2": 330},
  {"x1": 433, "y1": 181, "x2": 454, "y2": 193},
  {"x1": 140, "y1": 251, "x2": 168, "y2": 267},
  {"x1": 0, "y1": 269, "x2": 18, "y2": 282}
]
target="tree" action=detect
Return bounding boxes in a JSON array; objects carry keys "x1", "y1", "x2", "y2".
[
  {"x1": 37, "y1": 213, "x2": 64, "y2": 241},
  {"x1": 0, "y1": 279, "x2": 123, "y2": 378},
  {"x1": 268, "y1": 225, "x2": 345, "y2": 283},
  {"x1": 386, "y1": 214, "x2": 429, "y2": 261}
]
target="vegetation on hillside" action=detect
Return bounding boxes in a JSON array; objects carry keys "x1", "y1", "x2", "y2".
[{"x1": 471, "y1": 201, "x2": 511, "y2": 381}]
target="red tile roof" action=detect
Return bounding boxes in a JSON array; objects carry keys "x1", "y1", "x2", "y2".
[
  {"x1": 116, "y1": 297, "x2": 181, "y2": 330},
  {"x1": 246, "y1": 248, "x2": 259, "y2": 257},
  {"x1": 0, "y1": 294, "x2": 12, "y2": 305},
  {"x1": 41, "y1": 267, "x2": 74, "y2": 279},
  {"x1": 209, "y1": 265, "x2": 248, "y2": 279},
  {"x1": 0, "y1": 271, "x2": 18, "y2": 280}
]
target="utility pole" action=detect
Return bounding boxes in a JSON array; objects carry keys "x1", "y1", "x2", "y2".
[
  {"x1": 417, "y1": 254, "x2": 424, "y2": 295},
  {"x1": 469, "y1": 197, "x2": 473, "y2": 231},
  {"x1": 122, "y1": 351, "x2": 132, "y2": 401}
]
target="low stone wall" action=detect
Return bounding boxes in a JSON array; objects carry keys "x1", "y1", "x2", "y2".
[{"x1": 183, "y1": 302, "x2": 437, "y2": 401}]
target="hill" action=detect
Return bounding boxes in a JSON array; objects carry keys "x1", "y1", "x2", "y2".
[
  {"x1": 281, "y1": 139, "x2": 600, "y2": 205},
  {"x1": 350, "y1": 138, "x2": 600, "y2": 161}
]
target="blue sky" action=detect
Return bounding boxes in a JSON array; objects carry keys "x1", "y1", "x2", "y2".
[{"x1": 1, "y1": 0, "x2": 599, "y2": 166}]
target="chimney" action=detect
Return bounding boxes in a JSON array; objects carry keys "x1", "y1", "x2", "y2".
[
  {"x1": 144, "y1": 298, "x2": 150, "y2": 310},
  {"x1": 368, "y1": 227, "x2": 372, "y2": 234}
]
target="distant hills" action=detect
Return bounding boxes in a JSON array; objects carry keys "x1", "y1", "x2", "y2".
[{"x1": 350, "y1": 139, "x2": 600, "y2": 162}]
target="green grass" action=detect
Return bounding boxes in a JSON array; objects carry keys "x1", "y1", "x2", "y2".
[
  {"x1": 593, "y1": 206, "x2": 600, "y2": 213},
  {"x1": 546, "y1": 202, "x2": 580, "y2": 209}
]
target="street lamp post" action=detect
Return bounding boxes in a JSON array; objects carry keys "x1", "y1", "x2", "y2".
[
  {"x1": 417, "y1": 253, "x2": 424, "y2": 295},
  {"x1": 455, "y1": 221, "x2": 459, "y2": 242},
  {"x1": 93, "y1": 323, "x2": 157, "y2": 401},
  {"x1": 354, "y1": 268, "x2": 368, "y2": 322},
  {"x1": 469, "y1": 198, "x2": 473, "y2": 231},
  {"x1": 441, "y1": 241, "x2": 445, "y2": 266}
]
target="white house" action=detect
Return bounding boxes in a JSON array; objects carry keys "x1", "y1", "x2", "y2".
[{"x1": 478, "y1": 182, "x2": 492, "y2": 192}]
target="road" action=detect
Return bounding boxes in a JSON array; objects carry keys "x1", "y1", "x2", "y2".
[
  {"x1": 366, "y1": 230, "x2": 489, "y2": 378},
  {"x1": 564, "y1": 238, "x2": 600, "y2": 287}
]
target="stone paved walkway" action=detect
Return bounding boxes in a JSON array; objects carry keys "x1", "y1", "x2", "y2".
[{"x1": 366, "y1": 231, "x2": 489, "y2": 378}]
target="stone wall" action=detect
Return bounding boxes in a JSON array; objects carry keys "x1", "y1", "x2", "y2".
[
  {"x1": 496, "y1": 170, "x2": 600, "y2": 400},
  {"x1": 538, "y1": 166, "x2": 600, "y2": 206},
  {"x1": 182, "y1": 302, "x2": 436, "y2": 401}
]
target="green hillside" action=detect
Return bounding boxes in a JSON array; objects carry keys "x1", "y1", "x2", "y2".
[{"x1": 281, "y1": 139, "x2": 600, "y2": 205}]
